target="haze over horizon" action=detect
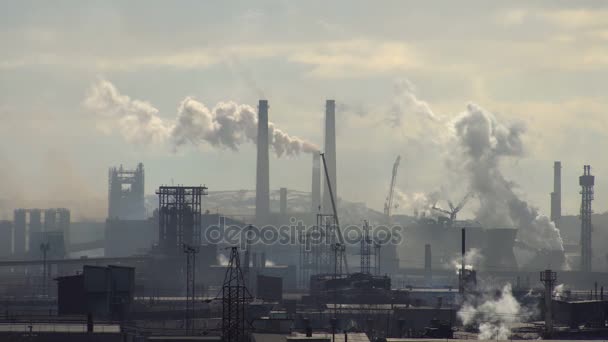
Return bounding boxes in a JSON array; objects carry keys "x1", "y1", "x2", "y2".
[{"x1": 1, "y1": 1, "x2": 608, "y2": 221}]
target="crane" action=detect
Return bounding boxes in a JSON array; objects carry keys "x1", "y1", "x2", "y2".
[
  {"x1": 384, "y1": 155, "x2": 401, "y2": 224},
  {"x1": 320, "y1": 152, "x2": 349, "y2": 274},
  {"x1": 432, "y1": 192, "x2": 473, "y2": 226}
]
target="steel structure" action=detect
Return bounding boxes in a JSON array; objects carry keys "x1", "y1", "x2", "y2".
[
  {"x1": 579, "y1": 165, "x2": 594, "y2": 272},
  {"x1": 222, "y1": 247, "x2": 251, "y2": 342},
  {"x1": 299, "y1": 213, "x2": 336, "y2": 287},
  {"x1": 360, "y1": 221, "x2": 372, "y2": 274},
  {"x1": 550, "y1": 161, "x2": 562, "y2": 225},
  {"x1": 183, "y1": 243, "x2": 199, "y2": 334},
  {"x1": 108, "y1": 163, "x2": 145, "y2": 220},
  {"x1": 157, "y1": 186, "x2": 207, "y2": 256}
]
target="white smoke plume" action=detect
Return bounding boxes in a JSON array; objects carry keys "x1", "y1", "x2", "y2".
[
  {"x1": 458, "y1": 283, "x2": 528, "y2": 340},
  {"x1": 84, "y1": 80, "x2": 318, "y2": 157},
  {"x1": 450, "y1": 248, "x2": 483, "y2": 273},
  {"x1": 394, "y1": 189, "x2": 439, "y2": 217},
  {"x1": 389, "y1": 79, "x2": 438, "y2": 128},
  {"x1": 451, "y1": 103, "x2": 564, "y2": 251}
]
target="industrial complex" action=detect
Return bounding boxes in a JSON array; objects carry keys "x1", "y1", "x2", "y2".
[{"x1": 0, "y1": 99, "x2": 607, "y2": 342}]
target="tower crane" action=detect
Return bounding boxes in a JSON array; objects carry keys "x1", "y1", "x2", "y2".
[{"x1": 384, "y1": 156, "x2": 401, "y2": 224}]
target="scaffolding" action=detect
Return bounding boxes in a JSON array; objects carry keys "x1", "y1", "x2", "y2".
[
  {"x1": 156, "y1": 186, "x2": 207, "y2": 256},
  {"x1": 299, "y1": 213, "x2": 336, "y2": 287}
]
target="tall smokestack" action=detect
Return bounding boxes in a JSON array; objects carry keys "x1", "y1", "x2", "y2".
[
  {"x1": 323, "y1": 100, "x2": 337, "y2": 213},
  {"x1": 460, "y1": 228, "x2": 466, "y2": 294},
  {"x1": 311, "y1": 154, "x2": 321, "y2": 213},
  {"x1": 550, "y1": 161, "x2": 562, "y2": 226},
  {"x1": 256, "y1": 100, "x2": 270, "y2": 225},
  {"x1": 280, "y1": 187, "x2": 287, "y2": 217}
]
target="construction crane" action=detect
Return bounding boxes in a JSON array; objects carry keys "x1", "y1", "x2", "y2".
[
  {"x1": 320, "y1": 152, "x2": 349, "y2": 274},
  {"x1": 384, "y1": 156, "x2": 401, "y2": 224},
  {"x1": 432, "y1": 192, "x2": 473, "y2": 226}
]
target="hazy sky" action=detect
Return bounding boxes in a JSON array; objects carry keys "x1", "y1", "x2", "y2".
[{"x1": 1, "y1": 1, "x2": 607, "y2": 220}]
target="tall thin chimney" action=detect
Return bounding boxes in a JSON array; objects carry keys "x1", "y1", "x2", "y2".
[
  {"x1": 256, "y1": 100, "x2": 270, "y2": 225},
  {"x1": 323, "y1": 100, "x2": 337, "y2": 213},
  {"x1": 550, "y1": 161, "x2": 561, "y2": 226},
  {"x1": 311, "y1": 154, "x2": 321, "y2": 213},
  {"x1": 280, "y1": 187, "x2": 287, "y2": 216}
]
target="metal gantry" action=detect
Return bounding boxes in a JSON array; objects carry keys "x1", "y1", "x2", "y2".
[
  {"x1": 222, "y1": 247, "x2": 252, "y2": 342},
  {"x1": 157, "y1": 186, "x2": 207, "y2": 256},
  {"x1": 183, "y1": 243, "x2": 199, "y2": 334},
  {"x1": 579, "y1": 165, "x2": 594, "y2": 272}
]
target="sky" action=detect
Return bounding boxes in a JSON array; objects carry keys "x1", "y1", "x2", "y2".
[{"x1": 1, "y1": 0, "x2": 608, "y2": 221}]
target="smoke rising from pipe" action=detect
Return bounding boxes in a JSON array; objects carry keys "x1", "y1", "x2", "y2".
[
  {"x1": 451, "y1": 103, "x2": 564, "y2": 251},
  {"x1": 84, "y1": 80, "x2": 318, "y2": 157},
  {"x1": 450, "y1": 248, "x2": 483, "y2": 273}
]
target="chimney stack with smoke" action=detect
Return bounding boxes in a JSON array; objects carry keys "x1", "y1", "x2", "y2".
[
  {"x1": 311, "y1": 154, "x2": 321, "y2": 213},
  {"x1": 550, "y1": 161, "x2": 561, "y2": 227},
  {"x1": 255, "y1": 100, "x2": 270, "y2": 225},
  {"x1": 322, "y1": 100, "x2": 337, "y2": 213}
]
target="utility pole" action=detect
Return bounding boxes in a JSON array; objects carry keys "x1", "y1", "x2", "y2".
[
  {"x1": 183, "y1": 243, "x2": 199, "y2": 334},
  {"x1": 540, "y1": 269, "x2": 557, "y2": 337},
  {"x1": 40, "y1": 243, "x2": 50, "y2": 297}
]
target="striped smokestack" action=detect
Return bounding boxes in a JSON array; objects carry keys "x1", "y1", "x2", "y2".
[
  {"x1": 255, "y1": 100, "x2": 270, "y2": 225},
  {"x1": 322, "y1": 100, "x2": 337, "y2": 213}
]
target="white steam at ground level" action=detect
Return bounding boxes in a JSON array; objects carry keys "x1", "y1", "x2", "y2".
[
  {"x1": 84, "y1": 80, "x2": 318, "y2": 157},
  {"x1": 458, "y1": 284, "x2": 531, "y2": 340}
]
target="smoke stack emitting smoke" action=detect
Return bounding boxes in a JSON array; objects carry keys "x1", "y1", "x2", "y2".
[
  {"x1": 452, "y1": 103, "x2": 564, "y2": 251},
  {"x1": 84, "y1": 80, "x2": 318, "y2": 157}
]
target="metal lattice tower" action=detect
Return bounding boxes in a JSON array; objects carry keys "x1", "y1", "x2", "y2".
[
  {"x1": 183, "y1": 243, "x2": 199, "y2": 334},
  {"x1": 579, "y1": 165, "x2": 594, "y2": 272},
  {"x1": 157, "y1": 186, "x2": 207, "y2": 256},
  {"x1": 360, "y1": 221, "x2": 372, "y2": 274},
  {"x1": 40, "y1": 242, "x2": 50, "y2": 297},
  {"x1": 222, "y1": 247, "x2": 252, "y2": 342}
]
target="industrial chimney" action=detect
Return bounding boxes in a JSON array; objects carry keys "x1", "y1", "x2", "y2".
[
  {"x1": 311, "y1": 154, "x2": 321, "y2": 213},
  {"x1": 322, "y1": 100, "x2": 337, "y2": 213},
  {"x1": 280, "y1": 187, "x2": 287, "y2": 217},
  {"x1": 550, "y1": 161, "x2": 561, "y2": 227},
  {"x1": 255, "y1": 100, "x2": 270, "y2": 225}
]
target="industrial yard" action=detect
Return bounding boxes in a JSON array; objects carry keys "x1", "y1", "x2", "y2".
[{"x1": 2, "y1": 1, "x2": 608, "y2": 342}]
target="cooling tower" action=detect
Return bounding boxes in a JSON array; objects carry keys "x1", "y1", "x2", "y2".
[
  {"x1": 322, "y1": 100, "x2": 337, "y2": 213},
  {"x1": 255, "y1": 100, "x2": 270, "y2": 225},
  {"x1": 482, "y1": 228, "x2": 518, "y2": 271}
]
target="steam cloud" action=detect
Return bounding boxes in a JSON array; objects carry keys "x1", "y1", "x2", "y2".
[
  {"x1": 389, "y1": 79, "x2": 438, "y2": 127},
  {"x1": 84, "y1": 80, "x2": 318, "y2": 157},
  {"x1": 450, "y1": 248, "x2": 483, "y2": 273},
  {"x1": 458, "y1": 284, "x2": 529, "y2": 340},
  {"x1": 451, "y1": 103, "x2": 564, "y2": 251}
]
